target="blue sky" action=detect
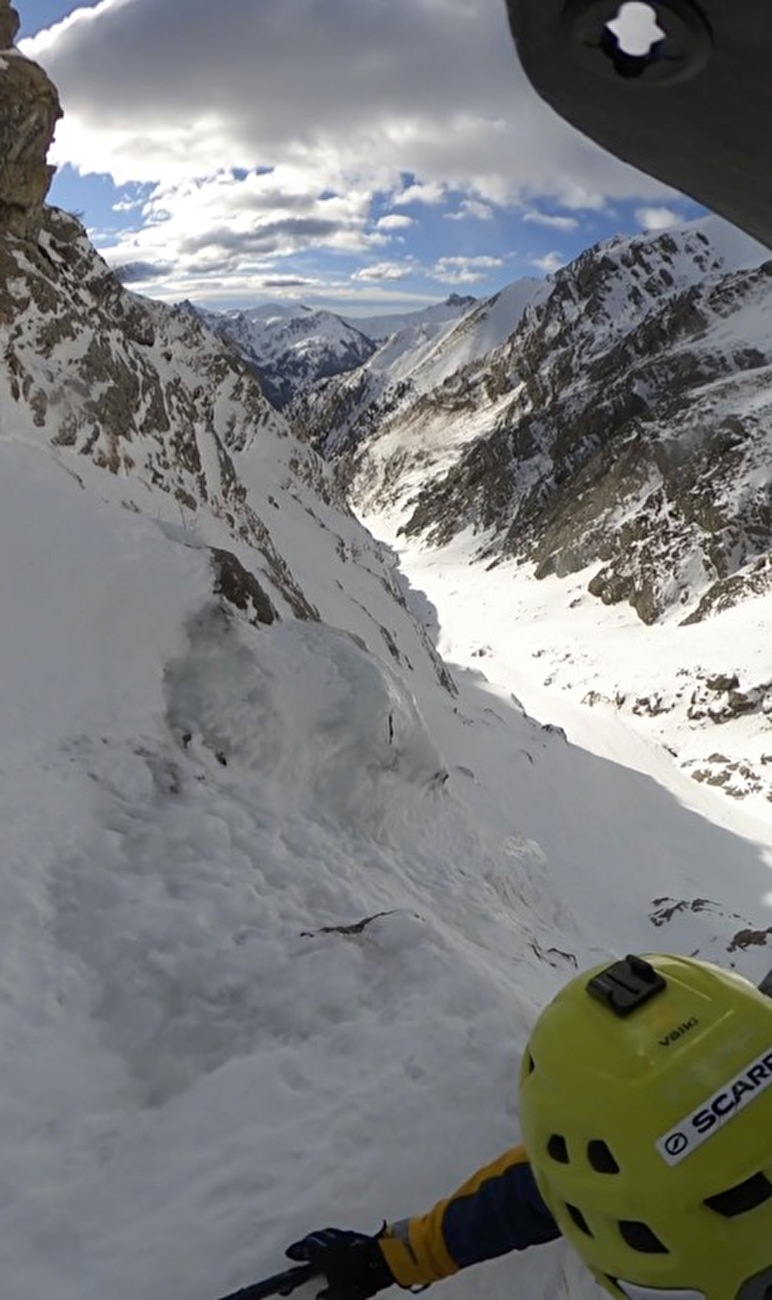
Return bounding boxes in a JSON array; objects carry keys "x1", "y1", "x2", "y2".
[{"x1": 19, "y1": 0, "x2": 704, "y2": 313}]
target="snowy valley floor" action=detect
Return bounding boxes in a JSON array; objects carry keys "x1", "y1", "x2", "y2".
[{"x1": 368, "y1": 511, "x2": 772, "y2": 849}]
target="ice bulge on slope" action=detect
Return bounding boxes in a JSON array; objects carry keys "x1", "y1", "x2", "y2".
[{"x1": 164, "y1": 608, "x2": 448, "y2": 824}]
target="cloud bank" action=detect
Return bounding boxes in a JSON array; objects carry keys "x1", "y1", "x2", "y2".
[{"x1": 24, "y1": 0, "x2": 677, "y2": 302}]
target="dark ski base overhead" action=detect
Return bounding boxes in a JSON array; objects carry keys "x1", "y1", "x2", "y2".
[{"x1": 506, "y1": 0, "x2": 772, "y2": 250}]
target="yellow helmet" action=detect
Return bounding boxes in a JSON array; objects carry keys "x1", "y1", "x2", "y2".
[{"x1": 519, "y1": 954, "x2": 772, "y2": 1300}]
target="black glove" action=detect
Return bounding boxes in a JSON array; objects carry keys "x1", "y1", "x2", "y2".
[{"x1": 286, "y1": 1227, "x2": 395, "y2": 1300}]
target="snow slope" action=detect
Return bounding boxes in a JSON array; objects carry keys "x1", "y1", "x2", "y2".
[
  {"x1": 362, "y1": 278, "x2": 546, "y2": 390},
  {"x1": 3, "y1": 433, "x2": 772, "y2": 1300},
  {"x1": 1, "y1": 216, "x2": 771, "y2": 1300},
  {"x1": 346, "y1": 293, "x2": 477, "y2": 342}
]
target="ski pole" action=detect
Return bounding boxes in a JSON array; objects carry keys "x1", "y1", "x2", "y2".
[{"x1": 215, "y1": 1262, "x2": 319, "y2": 1300}]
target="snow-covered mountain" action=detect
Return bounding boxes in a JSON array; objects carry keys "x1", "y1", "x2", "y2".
[
  {"x1": 337, "y1": 222, "x2": 772, "y2": 629},
  {"x1": 193, "y1": 294, "x2": 477, "y2": 412},
  {"x1": 191, "y1": 303, "x2": 377, "y2": 410},
  {"x1": 2, "y1": 27, "x2": 771, "y2": 1300},
  {"x1": 1, "y1": 203, "x2": 460, "y2": 693},
  {"x1": 291, "y1": 278, "x2": 545, "y2": 460}
]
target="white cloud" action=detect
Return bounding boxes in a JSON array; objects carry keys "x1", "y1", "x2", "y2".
[
  {"x1": 375, "y1": 214, "x2": 415, "y2": 232},
  {"x1": 111, "y1": 196, "x2": 144, "y2": 213},
  {"x1": 445, "y1": 198, "x2": 494, "y2": 222},
  {"x1": 392, "y1": 181, "x2": 447, "y2": 208},
  {"x1": 433, "y1": 255, "x2": 504, "y2": 285},
  {"x1": 353, "y1": 262, "x2": 411, "y2": 282},
  {"x1": 532, "y1": 251, "x2": 566, "y2": 275},
  {"x1": 636, "y1": 205, "x2": 681, "y2": 231},
  {"x1": 523, "y1": 209, "x2": 580, "y2": 232},
  {"x1": 90, "y1": 164, "x2": 386, "y2": 289}
]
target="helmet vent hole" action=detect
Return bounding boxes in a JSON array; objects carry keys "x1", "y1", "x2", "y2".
[
  {"x1": 565, "y1": 1203, "x2": 593, "y2": 1237},
  {"x1": 618, "y1": 1220, "x2": 668, "y2": 1253},
  {"x1": 526, "y1": 1052, "x2": 535, "y2": 1075},
  {"x1": 547, "y1": 1133, "x2": 569, "y2": 1163},
  {"x1": 587, "y1": 1139, "x2": 620, "y2": 1173},
  {"x1": 704, "y1": 1172, "x2": 772, "y2": 1218}
]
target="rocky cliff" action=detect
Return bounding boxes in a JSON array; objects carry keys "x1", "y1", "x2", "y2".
[{"x1": 0, "y1": 24, "x2": 454, "y2": 696}]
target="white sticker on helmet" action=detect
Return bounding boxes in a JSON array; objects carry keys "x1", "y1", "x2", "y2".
[
  {"x1": 617, "y1": 1286, "x2": 705, "y2": 1300},
  {"x1": 656, "y1": 1045, "x2": 772, "y2": 1166}
]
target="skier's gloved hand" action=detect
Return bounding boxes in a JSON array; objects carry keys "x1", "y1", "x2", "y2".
[{"x1": 286, "y1": 1227, "x2": 396, "y2": 1300}]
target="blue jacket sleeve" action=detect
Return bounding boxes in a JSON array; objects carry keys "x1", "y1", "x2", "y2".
[{"x1": 379, "y1": 1145, "x2": 560, "y2": 1286}]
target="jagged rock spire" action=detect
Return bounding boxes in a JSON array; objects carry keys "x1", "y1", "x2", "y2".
[
  {"x1": 0, "y1": 2, "x2": 20, "y2": 47},
  {"x1": 0, "y1": 0, "x2": 63, "y2": 237}
]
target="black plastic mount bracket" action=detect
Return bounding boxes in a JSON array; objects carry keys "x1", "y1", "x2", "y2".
[
  {"x1": 505, "y1": 0, "x2": 772, "y2": 249},
  {"x1": 564, "y1": 0, "x2": 713, "y2": 84},
  {"x1": 587, "y1": 954, "x2": 667, "y2": 1017}
]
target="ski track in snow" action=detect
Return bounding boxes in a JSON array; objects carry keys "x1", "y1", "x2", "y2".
[{"x1": 1, "y1": 435, "x2": 771, "y2": 1300}]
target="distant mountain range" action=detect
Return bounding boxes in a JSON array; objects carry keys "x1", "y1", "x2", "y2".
[{"x1": 192, "y1": 294, "x2": 477, "y2": 410}]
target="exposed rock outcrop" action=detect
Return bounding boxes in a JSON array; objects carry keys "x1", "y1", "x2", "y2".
[
  {"x1": 0, "y1": 0, "x2": 19, "y2": 47},
  {"x1": 0, "y1": 0, "x2": 63, "y2": 238},
  {"x1": 0, "y1": 208, "x2": 456, "y2": 693}
]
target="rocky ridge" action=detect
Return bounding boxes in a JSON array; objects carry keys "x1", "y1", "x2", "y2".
[{"x1": 1, "y1": 201, "x2": 456, "y2": 692}]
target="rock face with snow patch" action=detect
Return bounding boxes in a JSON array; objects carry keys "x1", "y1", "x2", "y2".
[
  {"x1": 0, "y1": 3, "x2": 62, "y2": 238},
  {"x1": 0, "y1": 206, "x2": 322, "y2": 616},
  {"x1": 0, "y1": 30, "x2": 459, "y2": 706},
  {"x1": 333, "y1": 226, "x2": 772, "y2": 625}
]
